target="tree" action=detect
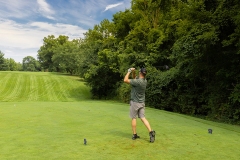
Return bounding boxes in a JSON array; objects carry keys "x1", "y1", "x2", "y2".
[
  {"x1": 0, "y1": 50, "x2": 5, "y2": 70},
  {"x1": 4, "y1": 58, "x2": 19, "y2": 71},
  {"x1": 22, "y1": 56, "x2": 40, "y2": 71},
  {"x1": 81, "y1": 19, "x2": 121, "y2": 98},
  {"x1": 37, "y1": 35, "x2": 59, "y2": 71},
  {"x1": 37, "y1": 36, "x2": 84, "y2": 75},
  {"x1": 52, "y1": 39, "x2": 82, "y2": 75},
  {"x1": 33, "y1": 0, "x2": 240, "y2": 123}
]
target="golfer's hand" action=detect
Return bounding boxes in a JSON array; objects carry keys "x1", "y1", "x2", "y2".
[{"x1": 128, "y1": 68, "x2": 135, "y2": 73}]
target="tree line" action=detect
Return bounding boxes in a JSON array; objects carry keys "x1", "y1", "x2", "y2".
[
  {"x1": 2, "y1": 0, "x2": 240, "y2": 124},
  {"x1": 0, "y1": 51, "x2": 21, "y2": 71},
  {"x1": 0, "y1": 51, "x2": 41, "y2": 71}
]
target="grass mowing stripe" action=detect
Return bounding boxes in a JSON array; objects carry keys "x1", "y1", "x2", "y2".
[
  {"x1": 27, "y1": 75, "x2": 39, "y2": 101},
  {"x1": 51, "y1": 74, "x2": 90, "y2": 101},
  {"x1": 51, "y1": 75, "x2": 70, "y2": 101},
  {"x1": 1, "y1": 74, "x2": 17, "y2": 101},
  {"x1": 36, "y1": 75, "x2": 49, "y2": 101},
  {"x1": 50, "y1": 74, "x2": 72, "y2": 101},
  {"x1": 15, "y1": 74, "x2": 29, "y2": 101},
  {"x1": 0, "y1": 72, "x2": 9, "y2": 80},
  {"x1": 61, "y1": 76, "x2": 91, "y2": 100},
  {"x1": 0, "y1": 73, "x2": 11, "y2": 97},
  {"x1": 0, "y1": 73, "x2": 12, "y2": 99},
  {"x1": 0, "y1": 72, "x2": 91, "y2": 102},
  {"x1": 42, "y1": 75, "x2": 59, "y2": 101},
  {"x1": 37, "y1": 73, "x2": 66, "y2": 101},
  {"x1": 4, "y1": 74, "x2": 24, "y2": 101},
  {"x1": 37, "y1": 75, "x2": 52, "y2": 101}
]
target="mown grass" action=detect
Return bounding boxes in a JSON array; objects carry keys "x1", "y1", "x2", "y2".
[
  {"x1": 0, "y1": 71, "x2": 91, "y2": 101},
  {"x1": 0, "y1": 72, "x2": 240, "y2": 160},
  {"x1": 1, "y1": 102, "x2": 240, "y2": 160}
]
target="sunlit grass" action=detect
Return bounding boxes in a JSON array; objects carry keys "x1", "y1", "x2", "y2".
[
  {"x1": 1, "y1": 102, "x2": 240, "y2": 160},
  {"x1": 0, "y1": 71, "x2": 240, "y2": 159},
  {"x1": 0, "y1": 71, "x2": 91, "y2": 101}
]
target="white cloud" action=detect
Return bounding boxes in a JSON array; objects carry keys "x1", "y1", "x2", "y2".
[
  {"x1": 37, "y1": 0, "x2": 55, "y2": 20},
  {"x1": 0, "y1": 1, "x2": 36, "y2": 19},
  {"x1": 0, "y1": 0, "x2": 132, "y2": 63},
  {"x1": 103, "y1": 2, "x2": 124, "y2": 12},
  {"x1": 2, "y1": 47, "x2": 38, "y2": 63},
  {"x1": 30, "y1": 22, "x2": 87, "y2": 39},
  {"x1": 0, "y1": 19, "x2": 87, "y2": 62}
]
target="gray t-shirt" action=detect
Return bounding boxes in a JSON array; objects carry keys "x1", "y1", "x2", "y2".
[{"x1": 130, "y1": 78, "x2": 147, "y2": 103}]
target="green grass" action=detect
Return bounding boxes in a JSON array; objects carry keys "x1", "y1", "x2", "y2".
[
  {"x1": 0, "y1": 71, "x2": 91, "y2": 101},
  {"x1": 0, "y1": 72, "x2": 240, "y2": 160}
]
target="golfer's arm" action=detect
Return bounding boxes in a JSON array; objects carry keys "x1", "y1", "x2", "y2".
[
  {"x1": 124, "y1": 72, "x2": 131, "y2": 84},
  {"x1": 132, "y1": 70, "x2": 136, "y2": 79}
]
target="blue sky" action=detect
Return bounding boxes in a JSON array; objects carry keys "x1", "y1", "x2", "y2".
[{"x1": 0, "y1": 0, "x2": 131, "y2": 63}]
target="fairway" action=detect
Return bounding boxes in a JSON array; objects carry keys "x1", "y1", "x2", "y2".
[
  {"x1": 0, "y1": 71, "x2": 91, "y2": 101},
  {"x1": 0, "y1": 72, "x2": 240, "y2": 159}
]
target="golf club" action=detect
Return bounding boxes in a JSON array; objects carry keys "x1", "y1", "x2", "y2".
[{"x1": 155, "y1": 65, "x2": 169, "y2": 70}]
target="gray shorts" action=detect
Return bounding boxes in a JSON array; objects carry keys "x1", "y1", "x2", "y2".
[{"x1": 129, "y1": 100, "x2": 145, "y2": 119}]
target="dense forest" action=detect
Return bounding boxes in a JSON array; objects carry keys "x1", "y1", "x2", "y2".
[{"x1": 1, "y1": 0, "x2": 239, "y2": 124}]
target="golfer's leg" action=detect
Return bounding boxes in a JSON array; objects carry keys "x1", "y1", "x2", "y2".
[
  {"x1": 141, "y1": 118, "x2": 152, "y2": 132},
  {"x1": 132, "y1": 118, "x2": 137, "y2": 134}
]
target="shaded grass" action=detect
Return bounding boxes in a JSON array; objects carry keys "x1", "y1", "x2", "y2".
[{"x1": 0, "y1": 102, "x2": 240, "y2": 160}]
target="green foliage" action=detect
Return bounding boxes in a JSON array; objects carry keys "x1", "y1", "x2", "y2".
[
  {"x1": 84, "y1": 49, "x2": 121, "y2": 99},
  {"x1": 0, "y1": 51, "x2": 4, "y2": 70},
  {"x1": 117, "y1": 83, "x2": 131, "y2": 103},
  {"x1": 37, "y1": 35, "x2": 84, "y2": 74},
  {"x1": 32, "y1": 0, "x2": 240, "y2": 123},
  {"x1": 113, "y1": 10, "x2": 137, "y2": 40},
  {"x1": 145, "y1": 67, "x2": 179, "y2": 110},
  {"x1": 22, "y1": 56, "x2": 40, "y2": 71},
  {"x1": 52, "y1": 39, "x2": 82, "y2": 75},
  {"x1": 0, "y1": 51, "x2": 22, "y2": 71},
  {"x1": 80, "y1": 20, "x2": 123, "y2": 99},
  {"x1": 76, "y1": 0, "x2": 240, "y2": 123},
  {"x1": 2, "y1": 58, "x2": 22, "y2": 71},
  {"x1": 37, "y1": 35, "x2": 58, "y2": 71}
]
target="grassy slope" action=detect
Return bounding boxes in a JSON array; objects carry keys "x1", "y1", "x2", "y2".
[
  {"x1": 0, "y1": 72, "x2": 240, "y2": 160},
  {"x1": 0, "y1": 71, "x2": 91, "y2": 102}
]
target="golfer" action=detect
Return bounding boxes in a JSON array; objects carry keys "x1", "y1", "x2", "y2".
[{"x1": 124, "y1": 67, "x2": 155, "y2": 143}]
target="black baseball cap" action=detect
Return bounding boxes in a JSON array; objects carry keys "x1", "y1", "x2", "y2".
[{"x1": 139, "y1": 68, "x2": 147, "y2": 75}]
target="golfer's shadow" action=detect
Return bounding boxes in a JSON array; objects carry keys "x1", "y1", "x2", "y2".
[
  {"x1": 115, "y1": 131, "x2": 130, "y2": 138},
  {"x1": 113, "y1": 130, "x2": 149, "y2": 142}
]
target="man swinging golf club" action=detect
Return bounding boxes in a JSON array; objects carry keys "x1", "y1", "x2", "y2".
[{"x1": 124, "y1": 67, "x2": 155, "y2": 143}]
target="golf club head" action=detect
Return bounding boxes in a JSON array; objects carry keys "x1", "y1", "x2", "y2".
[
  {"x1": 155, "y1": 65, "x2": 169, "y2": 70},
  {"x1": 164, "y1": 65, "x2": 169, "y2": 70}
]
